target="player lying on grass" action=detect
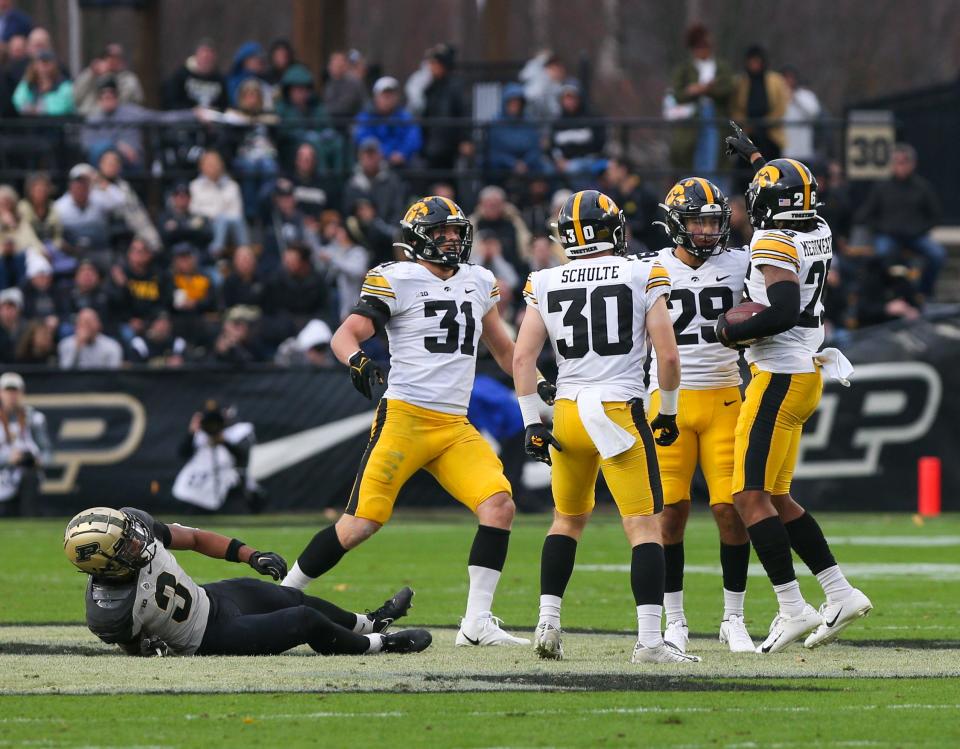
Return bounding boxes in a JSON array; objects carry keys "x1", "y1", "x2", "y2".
[{"x1": 64, "y1": 506, "x2": 431, "y2": 656}]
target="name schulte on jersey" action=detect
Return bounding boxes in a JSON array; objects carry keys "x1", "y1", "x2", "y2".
[{"x1": 560, "y1": 265, "x2": 624, "y2": 284}]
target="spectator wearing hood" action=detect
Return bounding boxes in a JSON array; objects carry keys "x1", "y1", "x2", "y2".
[
  {"x1": 323, "y1": 50, "x2": 366, "y2": 119},
  {"x1": 487, "y1": 83, "x2": 547, "y2": 179},
  {"x1": 420, "y1": 43, "x2": 471, "y2": 170},
  {"x1": 275, "y1": 63, "x2": 342, "y2": 170},
  {"x1": 550, "y1": 80, "x2": 606, "y2": 185},
  {"x1": 354, "y1": 77, "x2": 422, "y2": 167},
  {"x1": 162, "y1": 38, "x2": 228, "y2": 110},
  {"x1": 73, "y1": 43, "x2": 144, "y2": 116},
  {"x1": 227, "y1": 41, "x2": 273, "y2": 109},
  {"x1": 0, "y1": 1, "x2": 33, "y2": 43},
  {"x1": 730, "y1": 45, "x2": 789, "y2": 160},
  {"x1": 343, "y1": 137, "x2": 408, "y2": 224}
]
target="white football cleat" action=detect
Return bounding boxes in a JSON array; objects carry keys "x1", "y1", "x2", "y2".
[
  {"x1": 455, "y1": 615, "x2": 531, "y2": 647},
  {"x1": 757, "y1": 604, "x2": 822, "y2": 654},
  {"x1": 719, "y1": 615, "x2": 756, "y2": 653},
  {"x1": 663, "y1": 619, "x2": 689, "y2": 653},
  {"x1": 631, "y1": 640, "x2": 702, "y2": 664},
  {"x1": 804, "y1": 589, "x2": 873, "y2": 649},
  {"x1": 533, "y1": 621, "x2": 563, "y2": 660}
]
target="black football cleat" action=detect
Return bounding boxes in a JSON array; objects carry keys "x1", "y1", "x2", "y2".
[
  {"x1": 367, "y1": 587, "x2": 414, "y2": 633},
  {"x1": 382, "y1": 628, "x2": 432, "y2": 654}
]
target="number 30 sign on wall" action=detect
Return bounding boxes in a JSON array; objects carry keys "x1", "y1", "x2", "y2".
[{"x1": 846, "y1": 110, "x2": 895, "y2": 180}]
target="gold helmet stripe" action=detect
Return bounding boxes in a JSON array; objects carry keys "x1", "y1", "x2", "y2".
[
  {"x1": 438, "y1": 196, "x2": 459, "y2": 217},
  {"x1": 784, "y1": 158, "x2": 811, "y2": 210},
  {"x1": 694, "y1": 177, "x2": 715, "y2": 205},
  {"x1": 572, "y1": 191, "x2": 586, "y2": 246}
]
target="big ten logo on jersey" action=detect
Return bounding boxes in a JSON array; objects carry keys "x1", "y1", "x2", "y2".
[
  {"x1": 25, "y1": 393, "x2": 146, "y2": 493},
  {"x1": 796, "y1": 362, "x2": 942, "y2": 478}
]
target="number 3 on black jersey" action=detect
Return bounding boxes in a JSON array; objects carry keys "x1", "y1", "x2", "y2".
[{"x1": 546, "y1": 284, "x2": 633, "y2": 359}]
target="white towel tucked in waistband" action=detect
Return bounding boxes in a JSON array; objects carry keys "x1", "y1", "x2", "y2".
[
  {"x1": 577, "y1": 388, "x2": 636, "y2": 459},
  {"x1": 814, "y1": 347, "x2": 854, "y2": 387}
]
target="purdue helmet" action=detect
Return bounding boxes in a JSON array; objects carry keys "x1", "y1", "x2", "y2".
[
  {"x1": 658, "y1": 177, "x2": 731, "y2": 259},
  {"x1": 556, "y1": 190, "x2": 627, "y2": 258},
  {"x1": 746, "y1": 158, "x2": 819, "y2": 229},
  {"x1": 64, "y1": 507, "x2": 156, "y2": 579},
  {"x1": 395, "y1": 195, "x2": 473, "y2": 267}
]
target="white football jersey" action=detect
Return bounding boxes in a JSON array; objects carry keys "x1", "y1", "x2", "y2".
[
  {"x1": 358, "y1": 261, "x2": 500, "y2": 415},
  {"x1": 745, "y1": 218, "x2": 833, "y2": 373},
  {"x1": 524, "y1": 255, "x2": 671, "y2": 401},
  {"x1": 131, "y1": 537, "x2": 211, "y2": 655},
  {"x1": 649, "y1": 246, "x2": 750, "y2": 391}
]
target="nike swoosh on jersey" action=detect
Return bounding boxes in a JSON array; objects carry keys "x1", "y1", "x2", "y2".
[
  {"x1": 724, "y1": 400, "x2": 737, "y2": 406},
  {"x1": 248, "y1": 409, "x2": 377, "y2": 480},
  {"x1": 716, "y1": 275, "x2": 730, "y2": 282}
]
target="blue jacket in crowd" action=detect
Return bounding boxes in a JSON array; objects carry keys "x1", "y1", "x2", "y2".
[
  {"x1": 354, "y1": 107, "x2": 423, "y2": 163},
  {"x1": 486, "y1": 83, "x2": 544, "y2": 173}
]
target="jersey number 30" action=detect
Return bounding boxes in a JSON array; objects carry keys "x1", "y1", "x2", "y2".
[{"x1": 547, "y1": 284, "x2": 633, "y2": 359}]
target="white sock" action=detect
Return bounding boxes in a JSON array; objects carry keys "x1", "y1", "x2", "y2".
[
  {"x1": 364, "y1": 633, "x2": 384, "y2": 654},
  {"x1": 815, "y1": 565, "x2": 855, "y2": 603},
  {"x1": 280, "y1": 561, "x2": 314, "y2": 590},
  {"x1": 723, "y1": 589, "x2": 746, "y2": 620},
  {"x1": 636, "y1": 604, "x2": 664, "y2": 648},
  {"x1": 354, "y1": 613, "x2": 375, "y2": 634},
  {"x1": 463, "y1": 565, "x2": 501, "y2": 628},
  {"x1": 663, "y1": 590, "x2": 685, "y2": 625},
  {"x1": 539, "y1": 594, "x2": 562, "y2": 628},
  {"x1": 772, "y1": 580, "x2": 806, "y2": 617}
]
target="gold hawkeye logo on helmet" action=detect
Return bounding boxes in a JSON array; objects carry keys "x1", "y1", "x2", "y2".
[
  {"x1": 666, "y1": 183, "x2": 687, "y2": 207},
  {"x1": 755, "y1": 165, "x2": 781, "y2": 189},
  {"x1": 403, "y1": 201, "x2": 430, "y2": 223}
]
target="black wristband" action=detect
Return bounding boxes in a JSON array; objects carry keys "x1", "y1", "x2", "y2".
[{"x1": 225, "y1": 538, "x2": 245, "y2": 563}]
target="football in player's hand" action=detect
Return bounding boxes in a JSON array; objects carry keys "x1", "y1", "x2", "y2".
[{"x1": 723, "y1": 301, "x2": 768, "y2": 325}]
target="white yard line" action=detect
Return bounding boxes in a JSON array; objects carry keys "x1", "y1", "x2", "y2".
[{"x1": 577, "y1": 563, "x2": 960, "y2": 579}]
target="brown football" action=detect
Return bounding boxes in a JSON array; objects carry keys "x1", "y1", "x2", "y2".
[{"x1": 723, "y1": 301, "x2": 768, "y2": 325}]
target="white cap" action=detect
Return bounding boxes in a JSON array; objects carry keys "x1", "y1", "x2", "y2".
[
  {"x1": 0, "y1": 287, "x2": 23, "y2": 310},
  {"x1": 0, "y1": 372, "x2": 24, "y2": 391},
  {"x1": 372, "y1": 76, "x2": 400, "y2": 95},
  {"x1": 68, "y1": 163, "x2": 97, "y2": 181},
  {"x1": 26, "y1": 253, "x2": 53, "y2": 279},
  {"x1": 296, "y1": 319, "x2": 332, "y2": 351}
]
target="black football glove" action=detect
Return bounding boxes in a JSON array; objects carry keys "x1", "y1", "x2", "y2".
[
  {"x1": 724, "y1": 120, "x2": 760, "y2": 164},
  {"x1": 536, "y1": 378, "x2": 557, "y2": 406},
  {"x1": 525, "y1": 424, "x2": 562, "y2": 466},
  {"x1": 715, "y1": 313, "x2": 749, "y2": 351},
  {"x1": 650, "y1": 413, "x2": 680, "y2": 447},
  {"x1": 139, "y1": 636, "x2": 171, "y2": 657},
  {"x1": 248, "y1": 550, "x2": 288, "y2": 581},
  {"x1": 348, "y1": 350, "x2": 385, "y2": 400}
]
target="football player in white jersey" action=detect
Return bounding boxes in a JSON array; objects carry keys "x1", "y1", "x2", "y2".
[
  {"x1": 282, "y1": 196, "x2": 546, "y2": 647},
  {"x1": 718, "y1": 126, "x2": 873, "y2": 653},
  {"x1": 65, "y1": 507, "x2": 430, "y2": 656},
  {"x1": 647, "y1": 177, "x2": 755, "y2": 654},
  {"x1": 514, "y1": 189, "x2": 700, "y2": 664}
]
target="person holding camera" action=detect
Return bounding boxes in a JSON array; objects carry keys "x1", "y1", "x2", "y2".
[
  {"x1": 172, "y1": 400, "x2": 264, "y2": 513},
  {"x1": 0, "y1": 372, "x2": 51, "y2": 517}
]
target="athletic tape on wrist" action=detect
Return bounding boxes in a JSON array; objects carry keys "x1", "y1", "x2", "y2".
[
  {"x1": 659, "y1": 388, "x2": 679, "y2": 416},
  {"x1": 518, "y1": 393, "x2": 542, "y2": 427}
]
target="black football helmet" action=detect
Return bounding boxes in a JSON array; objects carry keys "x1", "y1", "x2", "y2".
[
  {"x1": 658, "y1": 177, "x2": 731, "y2": 259},
  {"x1": 746, "y1": 158, "x2": 819, "y2": 229},
  {"x1": 395, "y1": 196, "x2": 473, "y2": 267},
  {"x1": 556, "y1": 190, "x2": 627, "y2": 257}
]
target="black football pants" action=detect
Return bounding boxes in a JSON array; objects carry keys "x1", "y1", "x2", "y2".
[{"x1": 196, "y1": 578, "x2": 370, "y2": 656}]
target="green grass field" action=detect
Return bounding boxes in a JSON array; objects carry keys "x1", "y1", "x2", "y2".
[{"x1": 2, "y1": 510, "x2": 959, "y2": 747}]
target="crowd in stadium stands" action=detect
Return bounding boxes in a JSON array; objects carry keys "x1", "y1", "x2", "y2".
[{"x1": 0, "y1": 3, "x2": 948, "y2": 369}]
